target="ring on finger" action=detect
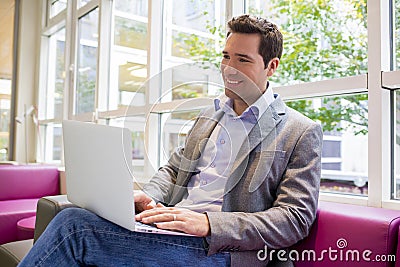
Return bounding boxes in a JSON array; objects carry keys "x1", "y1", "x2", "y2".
[{"x1": 173, "y1": 214, "x2": 177, "y2": 221}]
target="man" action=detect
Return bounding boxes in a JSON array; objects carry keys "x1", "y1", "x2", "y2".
[{"x1": 19, "y1": 15, "x2": 322, "y2": 266}]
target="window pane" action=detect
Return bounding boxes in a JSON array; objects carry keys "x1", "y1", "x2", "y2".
[
  {"x1": 50, "y1": 0, "x2": 67, "y2": 18},
  {"x1": 109, "y1": 116, "x2": 145, "y2": 178},
  {"x1": 247, "y1": 0, "x2": 367, "y2": 85},
  {"x1": 172, "y1": 0, "x2": 215, "y2": 32},
  {"x1": 109, "y1": 1, "x2": 148, "y2": 109},
  {"x1": 75, "y1": 8, "x2": 98, "y2": 114},
  {"x1": 160, "y1": 110, "x2": 200, "y2": 164},
  {"x1": 78, "y1": 0, "x2": 91, "y2": 8},
  {"x1": 41, "y1": 28, "x2": 65, "y2": 120},
  {"x1": 115, "y1": 0, "x2": 148, "y2": 17},
  {"x1": 287, "y1": 93, "x2": 368, "y2": 196},
  {"x1": 114, "y1": 16, "x2": 147, "y2": 50},
  {"x1": 168, "y1": 63, "x2": 223, "y2": 101},
  {"x1": 0, "y1": 80, "x2": 11, "y2": 161},
  {"x1": 163, "y1": 0, "x2": 225, "y2": 101},
  {"x1": 40, "y1": 124, "x2": 62, "y2": 162},
  {"x1": 395, "y1": 90, "x2": 400, "y2": 198}
]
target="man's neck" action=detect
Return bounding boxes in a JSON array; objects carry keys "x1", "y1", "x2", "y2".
[{"x1": 233, "y1": 99, "x2": 250, "y2": 116}]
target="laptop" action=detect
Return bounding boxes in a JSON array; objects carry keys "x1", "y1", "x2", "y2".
[{"x1": 62, "y1": 120, "x2": 191, "y2": 236}]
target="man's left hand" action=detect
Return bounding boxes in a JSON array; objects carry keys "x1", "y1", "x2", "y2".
[{"x1": 135, "y1": 206, "x2": 211, "y2": 237}]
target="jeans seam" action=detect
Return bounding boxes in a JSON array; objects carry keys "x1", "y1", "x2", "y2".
[
  {"x1": 94, "y1": 229, "x2": 205, "y2": 251},
  {"x1": 35, "y1": 228, "x2": 88, "y2": 267}
]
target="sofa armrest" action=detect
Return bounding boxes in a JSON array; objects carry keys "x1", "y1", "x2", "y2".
[{"x1": 34, "y1": 195, "x2": 77, "y2": 242}]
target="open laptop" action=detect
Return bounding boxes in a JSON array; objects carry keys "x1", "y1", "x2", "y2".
[{"x1": 62, "y1": 120, "x2": 191, "y2": 236}]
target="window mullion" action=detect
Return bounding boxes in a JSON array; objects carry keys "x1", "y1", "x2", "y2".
[{"x1": 367, "y1": 0, "x2": 392, "y2": 207}]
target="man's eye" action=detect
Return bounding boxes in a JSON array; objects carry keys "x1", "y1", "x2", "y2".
[
  {"x1": 222, "y1": 55, "x2": 230, "y2": 59},
  {"x1": 239, "y1": 58, "x2": 249, "y2": 62}
]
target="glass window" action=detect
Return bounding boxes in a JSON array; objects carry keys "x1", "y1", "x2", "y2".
[
  {"x1": 78, "y1": 0, "x2": 91, "y2": 9},
  {"x1": 115, "y1": 0, "x2": 148, "y2": 18},
  {"x1": 39, "y1": 123, "x2": 62, "y2": 162},
  {"x1": 161, "y1": 63, "x2": 224, "y2": 102},
  {"x1": 163, "y1": 0, "x2": 225, "y2": 100},
  {"x1": 109, "y1": 0, "x2": 148, "y2": 109},
  {"x1": 0, "y1": 81, "x2": 11, "y2": 161},
  {"x1": 160, "y1": 110, "x2": 200, "y2": 164},
  {"x1": 0, "y1": 0, "x2": 15, "y2": 161},
  {"x1": 50, "y1": 0, "x2": 67, "y2": 18},
  {"x1": 246, "y1": 0, "x2": 367, "y2": 86},
  {"x1": 109, "y1": 116, "x2": 146, "y2": 178},
  {"x1": 40, "y1": 28, "x2": 65, "y2": 120},
  {"x1": 287, "y1": 93, "x2": 368, "y2": 196},
  {"x1": 395, "y1": 90, "x2": 400, "y2": 198},
  {"x1": 75, "y1": 8, "x2": 99, "y2": 114}
]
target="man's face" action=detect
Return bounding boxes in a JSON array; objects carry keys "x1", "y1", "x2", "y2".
[{"x1": 221, "y1": 32, "x2": 270, "y2": 106}]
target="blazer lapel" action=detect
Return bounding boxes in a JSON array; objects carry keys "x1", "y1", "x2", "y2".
[{"x1": 224, "y1": 96, "x2": 286, "y2": 194}]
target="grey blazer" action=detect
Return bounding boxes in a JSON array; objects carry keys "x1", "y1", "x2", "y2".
[{"x1": 143, "y1": 95, "x2": 323, "y2": 266}]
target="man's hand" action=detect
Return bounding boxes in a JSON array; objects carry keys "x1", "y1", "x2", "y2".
[
  {"x1": 134, "y1": 190, "x2": 157, "y2": 213},
  {"x1": 135, "y1": 207, "x2": 211, "y2": 237}
]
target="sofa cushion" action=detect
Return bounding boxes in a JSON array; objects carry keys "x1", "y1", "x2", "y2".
[
  {"x1": 0, "y1": 239, "x2": 33, "y2": 267},
  {"x1": 0, "y1": 165, "x2": 59, "y2": 201},
  {"x1": 0, "y1": 199, "x2": 38, "y2": 245},
  {"x1": 293, "y1": 201, "x2": 400, "y2": 266}
]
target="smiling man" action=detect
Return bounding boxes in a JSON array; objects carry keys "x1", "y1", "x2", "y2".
[{"x1": 19, "y1": 15, "x2": 322, "y2": 267}]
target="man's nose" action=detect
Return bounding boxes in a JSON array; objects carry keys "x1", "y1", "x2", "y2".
[{"x1": 222, "y1": 64, "x2": 238, "y2": 75}]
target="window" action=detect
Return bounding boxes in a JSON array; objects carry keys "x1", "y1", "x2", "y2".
[
  {"x1": 75, "y1": 8, "x2": 99, "y2": 115},
  {"x1": 247, "y1": 0, "x2": 369, "y2": 199},
  {"x1": 288, "y1": 94, "x2": 368, "y2": 196},
  {"x1": 36, "y1": 0, "x2": 399, "y2": 207},
  {"x1": 0, "y1": 0, "x2": 16, "y2": 161},
  {"x1": 247, "y1": 0, "x2": 367, "y2": 85},
  {"x1": 40, "y1": 28, "x2": 65, "y2": 120},
  {"x1": 162, "y1": 0, "x2": 225, "y2": 100},
  {"x1": 109, "y1": 0, "x2": 148, "y2": 109},
  {"x1": 160, "y1": 110, "x2": 200, "y2": 165},
  {"x1": 49, "y1": 0, "x2": 67, "y2": 18}
]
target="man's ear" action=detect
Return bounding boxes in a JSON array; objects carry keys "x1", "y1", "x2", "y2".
[{"x1": 266, "y1": 58, "x2": 280, "y2": 77}]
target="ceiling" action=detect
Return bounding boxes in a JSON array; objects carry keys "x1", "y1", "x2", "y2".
[{"x1": 0, "y1": 0, "x2": 15, "y2": 80}]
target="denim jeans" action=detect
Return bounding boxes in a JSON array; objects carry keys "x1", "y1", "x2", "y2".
[{"x1": 18, "y1": 208, "x2": 230, "y2": 267}]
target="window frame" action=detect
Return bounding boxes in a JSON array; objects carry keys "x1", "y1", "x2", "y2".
[{"x1": 36, "y1": 0, "x2": 400, "y2": 208}]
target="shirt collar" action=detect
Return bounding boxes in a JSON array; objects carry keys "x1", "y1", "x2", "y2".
[{"x1": 214, "y1": 85, "x2": 275, "y2": 122}]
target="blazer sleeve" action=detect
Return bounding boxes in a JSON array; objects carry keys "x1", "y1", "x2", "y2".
[
  {"x1": 141, "y1": 146, "x2": 183, "y2": 204},
  {"x1": 205, "y1": 122, "x2": 323, "y2": 254}
]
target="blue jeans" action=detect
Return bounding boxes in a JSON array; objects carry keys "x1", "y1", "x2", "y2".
[{"x1": 18, "y1": 208, "x2": 230, "y2": 267}]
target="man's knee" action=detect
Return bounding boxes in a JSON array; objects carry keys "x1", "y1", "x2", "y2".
[{"x1": 50, "y1": 207, "x2": 97, "y2": 231}]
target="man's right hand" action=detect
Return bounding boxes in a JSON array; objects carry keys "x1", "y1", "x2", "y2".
[{"x1": 134, "y1": 190, "x2": 157, "y2": 213}]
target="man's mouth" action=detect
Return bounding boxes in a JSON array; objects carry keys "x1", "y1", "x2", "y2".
[{"x1": 226, "y1": 78, "x2": 241, "y2": 85}]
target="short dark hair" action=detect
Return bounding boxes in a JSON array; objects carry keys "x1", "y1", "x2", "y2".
[{"x1": 227, "y1": 15, "x2": 283, "y2": 68}]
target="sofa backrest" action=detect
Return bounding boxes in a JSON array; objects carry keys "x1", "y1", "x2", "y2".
[
  {"x1": 0, "y1": 165, "x2": 60, "y2": 201},
  {"x1": 292, "y1": 201, "x2": 400, "y2": 267}
]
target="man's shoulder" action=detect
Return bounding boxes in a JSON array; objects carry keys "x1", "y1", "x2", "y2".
[{"x1": 284, "y1": 105, "x2": 321, "y2": 130}]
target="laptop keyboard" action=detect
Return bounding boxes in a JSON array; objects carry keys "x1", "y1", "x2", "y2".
[{"x1": 136, "y1": 221, "x2": 158, "y2": 229}]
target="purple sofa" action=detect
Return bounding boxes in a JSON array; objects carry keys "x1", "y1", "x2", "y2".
[
  {"x1": 292, "y1": 201, "x2": 400, "y2": 267},
  {"x1": 0, "y1": 165, "x2": 59, "y2": 245}
]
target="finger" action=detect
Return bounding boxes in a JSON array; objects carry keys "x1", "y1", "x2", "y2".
[
  {"x1": 139, "y1": 207, "x2": 176, "y2": 218},
  {"x1": 155, "y1": 221, "x2": 186, "y2": 232},
  {"x1": 145, "y1": 201, "x2": 157, "y2": 210},
  {"x1": 141, "y1": 213, "x2": 177, "y2": 224}
]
